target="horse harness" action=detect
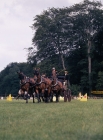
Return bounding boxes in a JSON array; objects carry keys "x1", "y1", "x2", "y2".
[
  {"x1": 51, "y1": 79, "x2": 60, "y2": 87},
  {"x1": 35, "y1": 76, "x2": 49, "y2": 86},
  {"x1": 20, "y1": 77, "x2": 36, "y2": 88}
]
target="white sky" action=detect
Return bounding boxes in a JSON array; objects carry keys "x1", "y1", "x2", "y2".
[{"x1": 0, "y1": 0, "x2": 101, "y2": 72}]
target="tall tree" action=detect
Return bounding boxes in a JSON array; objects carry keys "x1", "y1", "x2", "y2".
[
  {"x1": 66, "y1": 0, "x2": 103, "y2": 94},
  {"x1": 30, "y1": 8, "x2": 75, "y2": 69},
  {"x1": 28, "y1": 0, "x2": 103, "y2": 93}
]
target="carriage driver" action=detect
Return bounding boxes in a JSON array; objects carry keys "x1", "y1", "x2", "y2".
[{"x1": 52, "y1": 67, "x2": 57, "y2": 80}]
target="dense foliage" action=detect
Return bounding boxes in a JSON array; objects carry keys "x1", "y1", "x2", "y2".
[
  {"x1": 0, "y1": 62, "x2": 34, "y2": 97},
  {"x1": 28, "y1": 0, "x2": 103, "y2": 94}
]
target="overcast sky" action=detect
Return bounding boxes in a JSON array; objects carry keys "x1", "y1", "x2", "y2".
[{"x1": 0, "y1": 0, "x2": 102, "y2": 72}]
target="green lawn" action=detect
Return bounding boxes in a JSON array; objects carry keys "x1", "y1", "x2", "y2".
[{"x1": 0, "y1": 99, "x2": 103, "y2": 140}]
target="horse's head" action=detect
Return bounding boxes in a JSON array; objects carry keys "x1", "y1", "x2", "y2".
[
  {"x1": 17, "y1": 71, "x2": 25, "y2": 80},
  {"x1": 33, "y1": 68, "x2": 42, "y2": 83},
  {"x1": 33, "y1": 68, "x2": 40, "y2": 77}
]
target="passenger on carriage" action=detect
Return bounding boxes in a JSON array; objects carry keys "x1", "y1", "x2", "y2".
[
  {"x1": 63, "y1": 70, "x2": 69, "y2": 89},
  {"x1": 64, "y1": 70, "x2": 69, "y2": 80}
]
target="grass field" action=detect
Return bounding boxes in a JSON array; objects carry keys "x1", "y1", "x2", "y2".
[{"x1": 0, "y1": 99, "x2": 103, "y2": 140}]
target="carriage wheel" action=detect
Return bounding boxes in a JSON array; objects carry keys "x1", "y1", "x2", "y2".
[
  {"x1": 64, "y1": 90, "x2": 67, "y2": 102},
  {"x1": 64, "y1": 89, "x2": 72, "y2": 102},
  {"x1": 66, "y1": 89, "x2": 71, "y2": 102}
]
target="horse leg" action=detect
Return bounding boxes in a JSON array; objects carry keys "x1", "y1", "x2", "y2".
[
  {"x1": 47, "y1": 88, "x2": 51, "y2": 102},
  {"x1": 56, "y1": 91, "x2": 59, "y2": 102},
  {"x1": 49, "y1": 90, "x2": 53, "y2": 102},
  {"x1": 41, "y1": 95, "x2": 44, "y2": 102},
  {"x1": 39, "y1": 90, "x2": 43, "y2": 102},
  {"x1": 32, "y1": 88, "x2": 35, "y2": 103},
  {"x1": 16, "y1": 89, "x2": 22, "y2": 100},
  {"x1": 56, "y1": 90, "x2": 61, "y2": 102},
  {"x1": 67, "y1": 89, "x2": 71, "y2": 102},
  {"x1": 16, "y1": 94, "x2": 20, "y2": 100},
  {"x1": 24, "y1": 91, "x2": 28, "y2": 103},
  {"x1": 32, "y1": 93, "x2": 35, "y2": 103},
  {"x1": 25, "y1": 94, "x2": 28, "y2": 103},
  {"x1": 40, "y1": 94, "x2": 44, "y2": 102},
  {"x1": 36, "y1": 89, "x2": 40, "y2": 103},
  {"x1": 50, "y1": 94, "x2": 53, "y2": 102},
  {"x1": 42, "y1": 89, "x2": 47, "y2": 103},
  {"x1": 44, "y1": 89, "x2": 48, "y2": 103}
]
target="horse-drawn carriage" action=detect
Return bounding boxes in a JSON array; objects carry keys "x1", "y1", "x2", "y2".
[
  {"x1": 56, "y1": 75, "x2": 71, "y2": 102},
  {"x1": 17, "y1": 69, "x2": 71, "y2": 103}
]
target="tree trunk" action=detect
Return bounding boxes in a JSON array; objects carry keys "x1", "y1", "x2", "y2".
[
  {"x1": 88, "y1": 40, "x2": 92, "y2": 95},
  {"x1": 60, "y1": 53, "x2": 66, "y2": 70}
]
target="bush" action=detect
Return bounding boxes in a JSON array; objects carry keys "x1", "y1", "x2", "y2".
[{"x1": 70, "y1": 84, "x2": 81, "y2": 96}]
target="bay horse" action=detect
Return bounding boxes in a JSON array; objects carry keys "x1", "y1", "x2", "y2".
[
  {"x1": 16, "y1": 89, "x2": 31, "y2": 100},
  {"x1": 51, "y1": 77, "x2": 63, "y2": 102},
  {"x1": 17, "y1": 71, "x2": 36, "y2": 103},
  {"x1": 33, "y1": 68, "x2": 52, "y2": 103}
]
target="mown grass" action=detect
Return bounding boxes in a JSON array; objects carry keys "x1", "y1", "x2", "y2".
[{"x1": 0, "y1": 99, "x2": 103, "y2": 140}]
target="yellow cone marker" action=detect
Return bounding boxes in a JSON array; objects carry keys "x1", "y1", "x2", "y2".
[
  {"x1": 7, "y1": 94, "x2": 12, "y2": 101},
  {"x1": 80, "y1": 93, "x2": 87, "y2": 101}
]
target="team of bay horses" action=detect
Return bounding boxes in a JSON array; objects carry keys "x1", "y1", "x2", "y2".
[{"x1": 17, "y1": 68, "x2": 71, "y2": 103}]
